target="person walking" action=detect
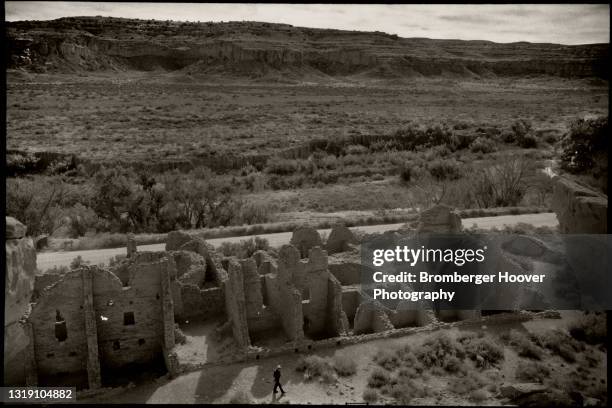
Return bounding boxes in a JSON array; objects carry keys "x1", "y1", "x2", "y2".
[{"x1": 273, "y1": 365, "x2": 285, "y2": 394}]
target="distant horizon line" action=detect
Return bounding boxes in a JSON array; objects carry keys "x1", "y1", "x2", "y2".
[{"x1": 7, "y1": 16, "x2": 609, "y2": 47}]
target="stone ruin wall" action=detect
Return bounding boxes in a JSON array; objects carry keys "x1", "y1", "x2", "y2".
[
  {"x1": 6, "y1": 203, "x2": 556, "y2": 390},
  {"x1": 551, "y1": 175, "x2": 607, "y2": 234},
  {"x1": 27, "y1": 255, "x2": 176, "y2": 389},
  {"x1": 4, "y1": 217, "x2": 37, "y2": 386}
]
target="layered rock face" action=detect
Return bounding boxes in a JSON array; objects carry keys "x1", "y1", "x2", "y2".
[
  {"x1": 4, "y1": 217, "x2": 37, "y2": 385},
  {"x1": 551, "y1": 176, "x2": 607, "y2": 233},
  {"x1": 6, "y1": 18, "x2": 608, "y2": 79}
]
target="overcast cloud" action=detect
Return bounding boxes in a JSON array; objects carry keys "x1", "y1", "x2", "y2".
[{"x1": 5, "y1": 3, "x2": 610, "y2": 45}]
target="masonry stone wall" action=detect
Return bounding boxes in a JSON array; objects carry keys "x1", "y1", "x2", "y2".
[
  {"x1": 223, "y1": 259, "x2": 251, "y2": 347},
  {"x1": 92, "y1": 262, "x2": 166, "y2": 370},
  {"x1": 552, "y1": 175, "x2": 607, "y2": 234},
  {"x1": 26, "y1": 255, "x2": 176, "y2": 389},
  {"x1": 341, "y1": 288, "x2": 362, "y2": 326},
  {"x1": 4, "y1": 217, "x2": 37, "y2": 386},
  {"x1": 29, "y1": 271, "x2": 88, "y2": 386},
  {"x1": 353, "y1": 300, "x2": 394, "y2": 334},
  {"x1": 179, "y1": 284, "x2": 225, "y2": 321},
  {"x1": 328, "y1": 261, "x2": 361, "y2": 286}
]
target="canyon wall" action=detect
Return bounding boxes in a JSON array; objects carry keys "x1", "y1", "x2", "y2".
[{"x1": 7, "y1": 18, "x2": 608, "y2": 79}]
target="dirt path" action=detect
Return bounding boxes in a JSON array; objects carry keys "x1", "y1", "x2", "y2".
[{"x1": 80, "y1": 311, "x2": 604, "y2": 405}]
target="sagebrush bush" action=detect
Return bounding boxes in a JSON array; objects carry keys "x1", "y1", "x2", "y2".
[
  {"x1": 385, "y1": 379, "x2": 429, "y2": 404},
  {"x1": 517, "y1": 133, "x2": 538, "y2": 148},
  {"x1": 470, "y1": 159, "x2": 527, "y2": 208},
  {"x1": 427, "y1": 159, "x2": 462, "y2": 181},
  {"x1": 362, "y1": 388, "x2": 378, "y2": 403},
  {"x1": 295, "y1": 355, "x2": 337, "y2": 383},
  {"x1": 415, "y1": 332, "x2": 466, "y2": 369},
  {"x1": 374, "y1": 349, "x2": 400, "y2": 370},
  {"x1": 568, "y1": 312, "x2": 607, "y2": 345},
  {"x1": 218, "y1": 236, "x2": 269, "y2": 259},
  {"x1": 511, "y1": 119, "x2": 533, "y2": 140},
  {"x1": 516, "y1": 361, "x2": 550, "y2": 383},
  {"x1": 332, "y1": 354, "x2": 357, "y2": 377},
  {"x1": 559, "y1": 117, "x2": 608, "y2": 179},
  {"x1": 470, "y1": 137, "x2": 497, "y2": 153},
  {"x1": 368, "y1": 367, "x2": 393, "y2": 388},
  {"x1": 535, "y1": 330, "x2": 583, "y2": 362},
  {"x1": 501, "y1": 329, "x2": 543, "y2": 360},
  {"x1": 448, "y1": 371, "x2": 487, "y2": 395},
  {"x1": 459, "y1": 333, "x2": 505, "y2": 368}
]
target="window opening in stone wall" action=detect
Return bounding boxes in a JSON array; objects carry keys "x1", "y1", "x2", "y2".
[
  {"x1": 113, "y1": 340, "x2": 120, "y2": 350},
  {"x1": 124, "y1": 311, "x2": 135, "y2": 325},
  {"x1": 138, "y1": 338, "x2": 146, "y2": 346}
]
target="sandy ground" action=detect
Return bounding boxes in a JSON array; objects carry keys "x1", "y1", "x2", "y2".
[
  {"x1": 174, "y1": 319, "x2": 238, "y2": 367},
  {"x1": 80, "y1": 311, "x2": 606, "y2": 405}
]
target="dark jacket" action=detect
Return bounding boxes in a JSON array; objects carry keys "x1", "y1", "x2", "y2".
[{"x1": 273, "y1": 369, "x2": 281, "y2": 382}]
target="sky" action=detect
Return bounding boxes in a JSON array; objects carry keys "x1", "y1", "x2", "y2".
[{"x1": 5, "y1": 3, "x2": 610, "y2": 45}]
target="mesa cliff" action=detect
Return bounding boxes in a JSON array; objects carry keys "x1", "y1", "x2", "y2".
[{"x1": 6, "y1": 17, "x2": 609, "y2": 79}]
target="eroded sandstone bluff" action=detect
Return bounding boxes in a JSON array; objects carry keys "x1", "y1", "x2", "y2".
[{"x1": 6, "y1": 18, "x2": 609, "y2": 79}]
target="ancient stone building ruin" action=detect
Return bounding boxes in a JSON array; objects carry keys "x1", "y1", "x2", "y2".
[{"x1": 6, "y1": 204, "x2": 569, "y2": 390}]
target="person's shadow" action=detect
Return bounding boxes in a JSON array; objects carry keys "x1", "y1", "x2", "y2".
[{"x1": 270, "y1": 392, "x2": 286, "y2": 404}]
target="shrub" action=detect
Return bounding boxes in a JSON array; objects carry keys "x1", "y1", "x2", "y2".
[
  {"x1": 374, "y1": 349, "x2": 400, "y2": 370},
  {"x1": 218, "y1": 237, "x2": 269, "y2": 259},
  {"x1": 501, "y1": 130, "x2": 516, "y2": 144},
  {"x1": 415, "y1": 332, "x2": 466, "y2": 369},
  {"x1": 70, "y1": 255, "x2": 90, "y2": 270},
  {"x1": 443, "y1": 355, "x2": 467, "y2": 374},
  {"x1": 568, "y1": 312, "x2": 607, "y2": 345},
  {"x1": 232, "y1": 201, "x2": 275, "y2": 225},
  {"x1": 362, "y1": 388, "x2": 378, "y2": 403},
  {"x1": 517, "y1": 133, "x2": 538, "y2": 148},
  {"x1": 560, "y1": 117, "x2": 608, "y2": 176},
  {"x1": 427, "y1": 159, "x2": 462, "y2": 181},
  {"x1": 502, "y1": 329, "x2": 543, "y2": 360},
  {"x1": 470, "y1": 159, "x2": 528, "y2": 208},
  {"x1": 296, "y1": 355, "x2": 337, "y2": 383},
  {"x1": 459, "y1": 334, "x2": 505, "y2": 368},
  {"x1": 66, "y1": 203, "x2": 101, "y2": 238},
  {"x1": 470, "y1": 137, "x2": 497, "y2": 153},
  {"x1": 511, "y1": 119, "x2": 532, "y2": 140},
  {"x1": 368, "y1": 367, "x2": 393, "y2": 388},
  {"x1": 448, "y1": 372, "x2": 487, "y2": 395},
  {"x1": 535, "y1": 329, "x2": 584, "y2": 362},
  {"x1": 345, "y1": 144, "x2": 368, "y2": 155},
  {"x1": 385, "y1": 379, "x2": 429, "y2": 404},
  {"x1": 516, "y1": 361, "x2": 550, "y2": 383},
  {"x1": 470, "y1": 389, "x2": 489, "y2": 402},
  {"x1": 451, "y1": 132, "x2": 477, "y2": 150},
  {"x1": 6, "y1": 176, "x2": 74, "y2": 237},
  {"x1": 333, "y1": 354, "x2": 357, "y2": 377},
  {"x1": 265, "y1": 159, "x2": 300, "y2": 175}
]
